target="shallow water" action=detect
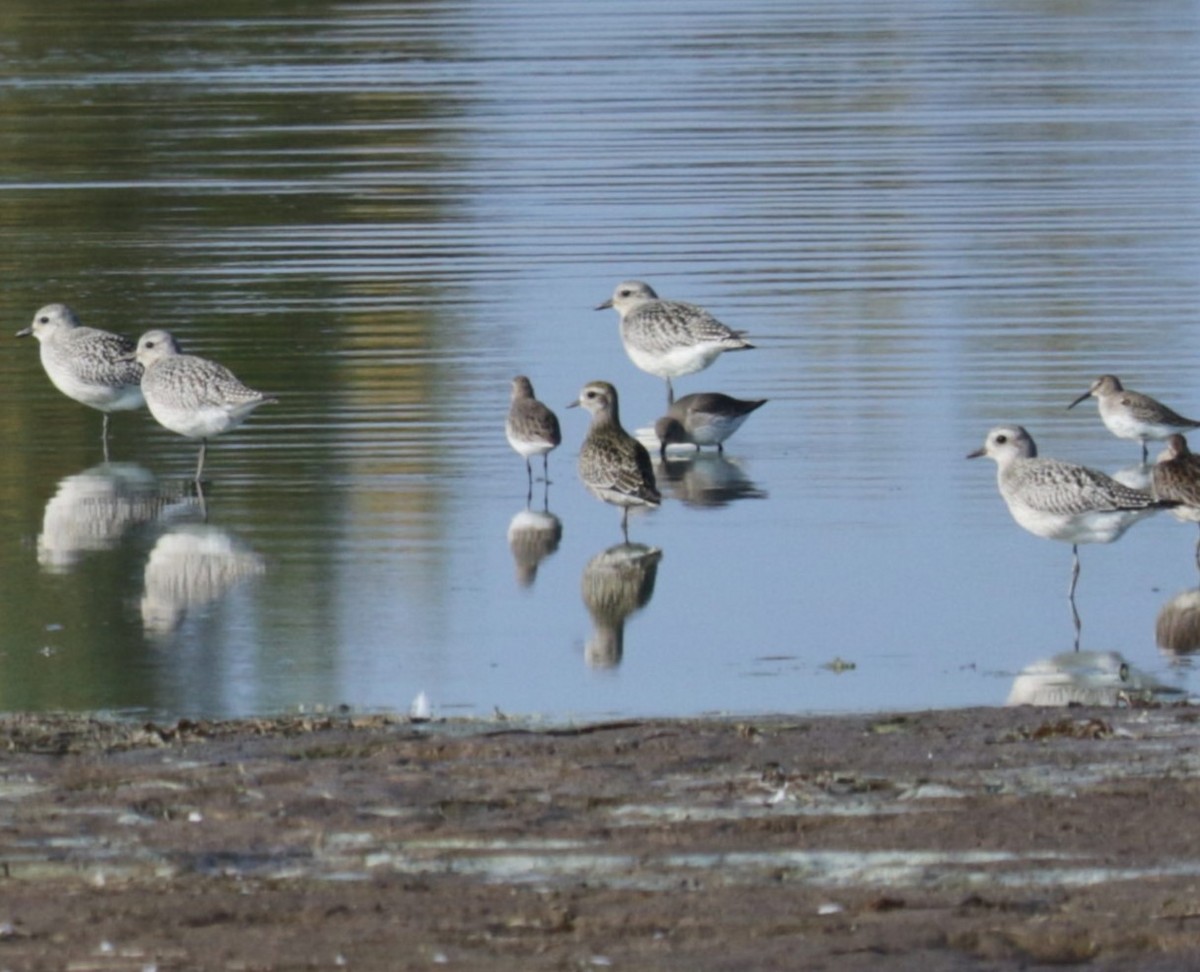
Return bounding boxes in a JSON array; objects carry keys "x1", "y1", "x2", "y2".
[{"x1": 0, "y1": 0, "x2": 1199, "y2": 719}]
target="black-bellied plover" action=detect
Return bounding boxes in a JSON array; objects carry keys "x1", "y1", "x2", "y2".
[
  {"x1": 130, "y1": 329, "x2": 276, "y2": 481},
  {"x1": 569, "y1": 380, "x2": 661, "y2": 538},
  {"x1": 506, "y1": 376, "x2": 562, "y2": 499},
  {"x1": 1068, "y1": 374, "x2": 1200, "y2": 463},
  {"x1": 968, "y1": 424, "x2": 1171, "y2": 619},
  {"x1": 1151, "y1": 433, "x2": 1200, "y2": 568},
  {"x1": 595, "y1": 280, "x2": 753, "y2": 404},
  {"x1": 654, "y1": 392, "x2": 767, "y2": 457},
  {"x1": 16, "y1": 303, "x2": 144, "y2": 454}
]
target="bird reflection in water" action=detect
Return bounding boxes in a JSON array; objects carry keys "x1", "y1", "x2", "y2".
[
  {"x1": 507, "y1": 503, "x2": 563, "y2": 588},
  {"x1": 141, "y1": 522, "x2": 266, "y2": 637},
  {"x1": 1156, "y1": 589, "x2": 1200, "y2": 655},
  {"x1": 1007, "y1": 650, "x2": 1180, "y2": 706},
  {"x1": 580, "y1": 542, "x2": 663, "y2": 669},
  {"x1": 38, "y1": 463, "x2": 185, "y2": 572},
  {"x1": 654, "y1": 452, "x2": 767, "y2": 508}
]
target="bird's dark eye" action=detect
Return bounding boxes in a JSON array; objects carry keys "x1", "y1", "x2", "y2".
[
  {"x1": 619, "y1": 289, "x2": 632, "y2": 298},
  {"x1": 995, "y1": 434, "x2": 1008, "y2": 444},
  {"x1": 38, "y1": 316, "x2": 48, "y2": 324}
]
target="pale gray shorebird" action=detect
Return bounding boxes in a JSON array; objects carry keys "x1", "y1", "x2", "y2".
[
  {"x1": 1151, "y1": 434, "x2": 1200, "y2": 568},
  {"x1": 968, "y1": 425, "x2": 1172, "y2": 641},
  {"x1": 506, "y1": 375, "x2": 562, "y2": 498},
  {"x1": 129, "y1": 329, "x2": 276, "y2": 481},
  {"x1": 595, "y1": 280, "x2": 754, "y2": 404},
  {"x1": 569, "y1": 380, "x2": 661, "y2": 538},
  {"x1": 16, "y1": 303, "x2": 144, "y2": 456},
  {"x1": 1068, "y1": 374, "x2": 1200, "y2": 463},
  {"x1": 654, "y1": 392, "x2": 767, "y2": 457}
]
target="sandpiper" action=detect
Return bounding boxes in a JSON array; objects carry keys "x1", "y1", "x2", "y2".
[
  {"x1": 968, "y1": 424, "x2": 1170, "y2": 606},
  {"x1": 569, "y1": 380, "x2": 661, "y2": 537},
  {"x1": 506, "y1": 376, "x2": 562, "y2": 497},
  {"x1": 130, "y1": 329, "x2": 276, "y2": 481},
  {"x1": 1152, "y1": 433, "x2": 1200, "y2": 567},
  {"x1": 16, "y1": 303, "x2": 144, "y2": 453},
  {"x1": 595, "y1": 280, "x2": 754, "y2": 404},
  {"x1": 654, "y1": 392, "x2": 767, "y2": 457},
  {"x1": 1068, "y1": 374, "x2": 1200, "y2": 462}
]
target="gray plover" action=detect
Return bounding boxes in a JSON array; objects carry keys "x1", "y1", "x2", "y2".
[
  {"x1": 506, "y1": 376, "x2": 562, "y2": 496},
  {"x1": 1151, "y1": 433, "x2": 1200, "y2": 567},
  {"x1": 16, "y1": 303, "x2": 144, "y2": 452},
  {"x1": 569, "y1": 380, "x2": 661, "y2": 537},
  {"x1": 968, "y1": 424, "x2": 1170, "y2": 604},
  {"x1": 130, "y1": 329, "x2": 276, "y2": 481},
  {"x1": 595, "y1": 280, "x2": 754, "y2": 404},
  {"x1": 1068, "y1": 374, "x2": 1200, "y2": 462},
  {"x1": 654, "y1": 392, "x2": 767, "y2": 457}
]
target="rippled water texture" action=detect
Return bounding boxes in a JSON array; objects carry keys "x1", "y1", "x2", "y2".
[{"x1": 0, "y1": 0, "x2": 1198, "y2": 718}]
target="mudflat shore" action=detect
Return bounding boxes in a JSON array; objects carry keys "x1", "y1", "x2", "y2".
[{"x1": 1, "y1": 705, "x2": 1199, "y2": 970}]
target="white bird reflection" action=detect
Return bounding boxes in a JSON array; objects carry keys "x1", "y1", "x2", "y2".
[
  {"x1": 141, "y1": 523, "x2": 266, "y2": 637},
  {"x1": 38, "y1": 462, "x2": 180, "y2": 572},
  {"x1": 507, "y1": 505, "x2": 563, "y2": 588},
  {"x1": 580, "y1": 542, "x2": 663, "y2": 669},
  {"x1": 1156, "y1": 589, "x2": 1200, "y2": 655},
  {"x1": 654, "y1": 454, "x2": 767, "y2": 508},
  {"x1": 1007, "y1": 650, "x2": 1180, "y2": 706}
]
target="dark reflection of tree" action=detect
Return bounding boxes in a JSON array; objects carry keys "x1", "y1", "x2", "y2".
[
  {"x1": 580, "y1": 543, "x2": 663, "y2": 669},
  {"x1": 0, "y1": 2, "x2": 470, "y2": 712}
]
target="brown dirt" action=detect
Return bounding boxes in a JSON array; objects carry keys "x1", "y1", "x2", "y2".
[{"x1": 2, "y1": 704, "x2": 1200, "y2": 970}]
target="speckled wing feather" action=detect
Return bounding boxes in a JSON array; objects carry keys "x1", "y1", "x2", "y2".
[
  {"x1": 623, "y1": 300, "x2": 750, "y2": 355},
  {"x1": 580, "y1": 436, "x2": 660, "y2": 504},
  {"x1": 55, "y1": 328, "x2": 142, "y2": 386},
  {"x1": 146, "y1": 355, "x2": 269, "y2": 410},
  {"x1": 1007, "y1": 459, "x2": 1158, "y2": 515}
]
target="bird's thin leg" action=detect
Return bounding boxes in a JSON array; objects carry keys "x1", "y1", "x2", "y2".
[
  {"x1": 1194, "y1": 526, "x2": 1200, "y2": 574},
  {"x1": 101, "y1": 414, "x2": 111, "y2": 463},
  {"x1": 666, "y1": 379, "x2": 675, "y2": 405},
  {"x1": 621, "y1": 507, "x2": 630, "y2": 542},
  {"x1": 716, "y1": 442, "x2": 723, "y2": 454},
  {"x1": 1141, "y1": 441, "x2": 1149, "y2": 463},
  {"x1": 1069, "y1": 545, "x2": 1082, "y2": 651},
  {"x1": 194, "y1": 479, "x2": 209, "y2": 522},
  {"x1": 541, "y1": 452, "x2": 551, "y2": 485},
  {"x1": 195, "y1": 440, "x2": 208, "y2": 482}
]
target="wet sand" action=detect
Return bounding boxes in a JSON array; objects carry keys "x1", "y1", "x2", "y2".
[{"x1": 1, "y1": 705, "x2": 1200, "y2": 970}]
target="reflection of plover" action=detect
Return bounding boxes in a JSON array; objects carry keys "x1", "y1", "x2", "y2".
[
  {"x1": 655, "y1": 392, "x2": 767, "y2": 457},
  {"x1": 16, "y1": 303, "x2": 144, "y2": 448},
  {"x1": 1068, "y1": 374, "x2": 1200, "y2": 462},
  {"x1": 595, "y1": 280, "x2": 753, "y2": 403},
  {"x1": 570, "y1": 380, "x2": 661, "y2": 537},
  {"x1": 968, "y1": 424, "x2": 1170, "y2": 601},
  {"x1": 506, "y1": 376, "x2": 562, "y2": 492},
  {"x1": 1152, "y1": 434, "x2": 1200, "y2": 567},
  {"x1": 132, "y1": 329, "x2": 276, "y2": 481}
]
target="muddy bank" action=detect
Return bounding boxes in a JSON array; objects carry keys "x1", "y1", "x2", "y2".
[{"x1": 1, "y1": 705, "x2": 1200, "y2": 969}]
